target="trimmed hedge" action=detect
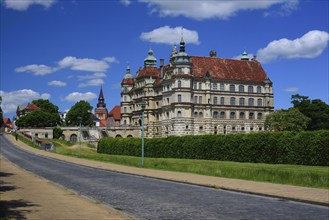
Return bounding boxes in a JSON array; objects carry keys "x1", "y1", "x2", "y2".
[{"x1": 97, "y1": 131, "x2": 329, "y2": 166}]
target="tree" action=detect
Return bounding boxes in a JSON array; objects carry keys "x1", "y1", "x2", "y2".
[
  {"x1": 15, "y1": 99, "x2": 61, "y2": 128},
  {"x1": 0, "y1": 106, "x2": 3, "y2": 128},
  {"x1": 291, "y1": 94, "x2": 329, "y2": 130},
  {"x1": 65, "y1": 100, "x2": 94, "y2": 126},
  {"x1": 53, "y1": 127, "x2": 63, "y2": 139},
  {"x1": 265, "y1": 108, "x2": 310, "y2": 132}
]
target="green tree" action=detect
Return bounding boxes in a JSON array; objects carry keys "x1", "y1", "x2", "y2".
[
  {"x1": 33, "y1": 99, "x2": 59, "y2": 114},
  {"x1": 53, "y1": 127, "x2": 63, "y2": 139},
  {"x1": 0, "y1": 106, "x2": 3, "y2": 128},
  {"x1": 265, "y1": 108, "x2": 310, "y2": 132},
  {"x1": 16, "y1": 110, "x2": 60, "y2": 128},
  {"x1": 65, "y1": 100, "x2": 94, "y2": 126},
  {"x1": 291, "y1": 94, "x2": 329, "y2": 130}
]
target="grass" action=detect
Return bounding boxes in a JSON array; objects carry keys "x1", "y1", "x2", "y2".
[{"x1": 14, "y1": 133, "x2": 329, "y2": 189}]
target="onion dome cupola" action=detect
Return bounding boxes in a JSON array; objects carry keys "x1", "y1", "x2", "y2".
[
  {"x1": 241, "y1": 50, "x2": 250, "y2": 61},
  {"x1": 121, "y1": 65, "x2": 135, "y2": 85},
  {"x1": 124, "y1": 65, "x2": 132, "y2": 79},
  {"x1": 144, "y1": 48, "x2": 157, "y2": 68},
  {"x1": 172, "y1": 37, "x2": 191, "y2": 66}
]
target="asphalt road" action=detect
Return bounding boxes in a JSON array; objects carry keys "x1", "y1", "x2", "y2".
[{"x1": 1, "y1": 135, "x2": 328, "y2": 220}]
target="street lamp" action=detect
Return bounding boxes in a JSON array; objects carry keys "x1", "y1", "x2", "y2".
[
  {"x1": 141, "y1": 100, "x2": 146, "y2": 167},
  {"x1": 77, "y1": 116, "x2": 82, "y2": 157}
]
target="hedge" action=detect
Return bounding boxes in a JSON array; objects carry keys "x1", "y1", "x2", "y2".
[{"x1": 97, "y1": 131, "x2": 329, "y2": 166}]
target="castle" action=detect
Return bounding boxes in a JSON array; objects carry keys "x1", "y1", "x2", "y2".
[{"x1": 95, "y1": 38, "x2": 274, "y2": 138}]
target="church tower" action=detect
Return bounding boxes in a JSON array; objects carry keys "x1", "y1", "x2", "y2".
[{"x1": 95, "y1": 86, "x2": 108, "y2": 121}]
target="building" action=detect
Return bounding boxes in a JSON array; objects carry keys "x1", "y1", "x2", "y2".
[
  {"x1": 94, "y1": 86, "x2": 108, "y2": 126},
  {"x1": 16, "y1": 103, "x2": 40, "y2": 119},
  {"x1": 120, "y1": 38, "x2": 274, "y2": 137}
]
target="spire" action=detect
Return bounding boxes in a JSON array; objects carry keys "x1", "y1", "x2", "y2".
[
  {"x1": 99, "y1": 86, "x2": 104, "y2": 100},
  {"x1": 97, "y1": 86, "x2": 106, "y2": 108},
  {"x1": 124, "y1": 65, "x2": 132, "y2": 79},
  {"x1": 179, "y1": 36, "x2": 185, "y2": 52}
]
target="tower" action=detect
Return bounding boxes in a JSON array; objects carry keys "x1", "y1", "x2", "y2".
[{"x1": 95, "y1": 86, "x2": 108, "y2": 121}]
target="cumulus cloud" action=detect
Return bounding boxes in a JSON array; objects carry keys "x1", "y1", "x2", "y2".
[
  {"x1": 63, "y1": 92, "x2": 97, "y2": 102},
  {"x1": 0, "y1": 89, "x2": 51, "y2": 114},
  {"x1": 78, "y1": 79, "x2": 104, "y2": 87},
  {"x1": 120, "y1": 0, "x2": 131, "y2": 6},
  {"x1": 78, "y1": 72, "x2": 107, "y2": 80},
  {"x1": 15, "y1": 64, "x2": 56, "y2": 76},
  {"x1": 140, "y1": 26, "x2": 200, "y2": 45},
  {"x1": 3, "y1": 0, "x2": 56, "y2": 11},
  {"x1": 48, "y1": 80, "x2": 67, "y2": 87},
  {"x1": 139, "y1": 0, "x2": 296, "y2": 20},
  {"x1": 284, "y1": 87, "x2": 299, "y2": 92},
  {"x1": 257, "y1": 30, "x2": 329, "y2": 63},
  {"x1": 58, "y1": 56, "x2": 110, "y2": 72}
]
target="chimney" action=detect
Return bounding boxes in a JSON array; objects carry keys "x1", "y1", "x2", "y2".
[
  {"x1": 160, "y1": 59, "x2": 164, "y2": 67},
  {"x1": 252, "y1": 55, "x2": 257, "y2": 61},
  {"x1": 209, "y1": 50, "x2": 217, "y2": 57}
]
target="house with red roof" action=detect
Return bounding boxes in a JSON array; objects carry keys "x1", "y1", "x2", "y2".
[
  {"x1": 120, "y1": 38, "x2": 274, "y2": 137},
  {"x1": 16, "y1": 103, "x2": 40, "y2": 119}
]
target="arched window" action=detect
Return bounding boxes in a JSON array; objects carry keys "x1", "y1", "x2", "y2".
[
  {"x1": 220, "y1": 97, "x2": 225, "y2": 105},
  {"x1": 239, "y1": 85, "x2": 244, "y2": 92},
  {"x1": 194, "y1": 112, "x2": 198, "y2": 118},
  {"x1": 213, "y1": 111, "x2": 218, "y2": 118},
  {"x1": 220, "y1": 111, "x2": 226, "y2": 119},
  {"x1": 230, "y1": 97, "x2": 236, "y2": 105},
  {"x1": 178, "y1": 80, "x2": 182, "y2": 88},
  {"x1": 230, "y1": 84, "x2": 235, "y2": 92},
  {"x1": 257, "y1": 113, "x2": 263, "y2": 120},
  {"x1": 257, "y1": 98, "x2": 263, "y2": 107},
  {"x1": 213, "y1": 96, "x2": 218, "y2": 105},
  {"x1": 199, "y1": 112, "x2": 203, "y2": 118},
  {"x1": 230, "y1": 112, "x2": 236, "y2": 119},
  {"x1": 248, "y1": 85, "x2": 254, "y2": 93},
  {"x1": 177, "y1": 111, "x2": 182, "y2": 117},
  {"x1": 239, "y1": 98, "x2": 245, "y2": 106},
  {"x1": 248, "y1": 98, "x2": 254, "y2": 106},
  {"x1": 257, "y1": 86, "x2": 262, "y2": 93},
  {"x1": 220, "y1": 83, "x2": 225, "y2": 91},
  {"x1": 249, "y1": 112, "x2": 254, "y2": 120},
  {"x1": 239, "y1": 112, "x2": 245, "y2": 119}
]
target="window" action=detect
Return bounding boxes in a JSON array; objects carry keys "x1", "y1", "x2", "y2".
[
  {"x1": 194, "y1": 112, "x2": 198, "y2": 118},
  {"x1": 257, "y1": 113, "x2": 263, "y2": 120},
  {"x1": 230, "y1": 97, "x2": 236, "y2": 105},
  {"x1": 248, "y1": 86, "x2": 254, "y2": 93},
  {"x1": 249, "y1": 112, "x2": 254, "y2": 120},
  {"x1": 213, "y1": 111, "x2": 218, "y2": 118},
  {"x1": 194, "y1": 96, "x2": 198, "y2": 104},
  {"x1": 167, "y1": 98, "x2": 169, "y2": 104},
  {"x1": 248, "y1": 98, "x2": 254, "y2": 106},
  {"x1": 177, "y1": 111, "x2": 182, "y2": 117},
  {"x1": 230, "y1": 84, "x2": 235, "y2": 92},
  {"x1": 199, "y1": 82, "x2": 202, "y2": 90},
  {"x1": 239, "y1": 85, "x2": 244, "y2": 92},
  {"x1": 199, "y1": 112, "x2": 203, "y2": 118},
  {"x1": 193, "y1": 82, "x2": 197, "y2": 89},
  {"x1": 220, "y1": 111, "x2": 226, "y2": 119},
  {"x1": 213, "y1": 97, "x2": 218, "y2": 105},
  {"x1": 220, "y1": 97, "x2": 225, "y2": 105},
  {"x1": 178, "y1": 68, "x2": 182, "y2": 74},
  {"x1": 257, "y1": 98, "x2": 263, "y2": 107},
  {"x1": 124, "y1": 87, "x2": 128, "y2": 93},
  {"x1": 124, "y1": 107, "x2": 127, "y2": 113},
  {"x1": 239, "y1": 112, "x2": 245, "y2": 119},
  {"x1": 230, "y1": 112, "x2": 236, "y2": 119},
  {"x1": 220, "y1": 83, "x2": 225, "y2": 91},
  {"x1": 239, "y1": 98, "x2": 245, "y2": 106},
  {"x1": 178, "y1": 80, "x2": 182, "y2": 88},
  {"x1": 124, "y1": 96, "x2": 127, "y2": 102},
  {"x1": 199, "y1": 96, "x2": 203, "y2": 104},
  {"x1": 257, "y1": 86, "x2": 262, "y2": 93},
  {"x1": 178, "y1": 94, "x2": 182, "y2": 102},
  {"x1": 167, "y1": 85, "x2": 170, "y2": 91},
  {"x1": 213, "y1": 83, "x2": 218, "y2": 90}
]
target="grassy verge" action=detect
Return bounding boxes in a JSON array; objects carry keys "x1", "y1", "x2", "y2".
[{"x1": 51, "y1": 140, "x2": 329, "y2": 189}]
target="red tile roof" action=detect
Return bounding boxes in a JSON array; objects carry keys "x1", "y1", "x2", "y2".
[
  {"x1": 121, "y1": 78, "x2": 135, "y2": 85},
  {"x1": 99, "y1": 120, "x2": 107, "y2": 127},
  {"x1": 3, "y1": 118, "x2": 11, "y2": 124},
  {"x1": 108, "y1": 105, "x2": 121, "y2": 121},
  {"x1": 136, "y1": 67, "x2": 160, "y2": 79},
  {"x1": 25, "y1": 103, "x2": 40, "y2": 111},
  {"x1": 190, "y1": 56, "x2": 267, "y2": 83}
]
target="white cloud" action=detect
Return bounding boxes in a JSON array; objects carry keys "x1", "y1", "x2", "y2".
[
  {"x1": 120, "y1": 0, "x2": 131, "y2": 6},
  {"x1": 284, "y1": 87, "x2": 299, "y2": 92},
  {"x1": 257, "y1": 30, "x2": 329, "y2": 63},
  {"x1": 140, "y1": 26, "x2": 200, "y2": 45},
  {"x1": 48, "y1": 80, "x2": 67, "y2": 87},
  {"x1": 63, "y1": 92, "x2": 97, "y2": 102},
  {"x1": 3, "y1": 0, "x2": 56, "y2": 11},
  {"x1": 103, "y1": 56, "x2": 119, "y2": 63},
  {"x1": 58, "y1": 56, "x2": 110, "y2": 72},
  {"x1": 0, "y1": 89, "x2": 51, "y2": 114},
  {"x1": 139, "y1": 0, "x2": 296, "y2": 20},
  {"x1": 78, "y1": 79, "x2": 104, "y2": 87},
  {"x1": 15, "y1": 64, "x2": 55, "y2": 76},
  {"x1": 78, "y1": 72, "x2": 107, "y2": 81}
]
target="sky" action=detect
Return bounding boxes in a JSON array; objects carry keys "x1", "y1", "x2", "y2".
[{"x1": 1, "y1": 0, "x2": 328, "y2": 120}]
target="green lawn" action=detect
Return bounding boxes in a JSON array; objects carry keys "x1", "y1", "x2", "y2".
[{"x1": 52, "y1": 140, "x2": 329, "y2": 189}]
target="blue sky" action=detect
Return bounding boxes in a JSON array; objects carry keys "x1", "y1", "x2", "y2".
[{"x1": 1, "y1": 0, "x2": 328, "y2": 120}]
